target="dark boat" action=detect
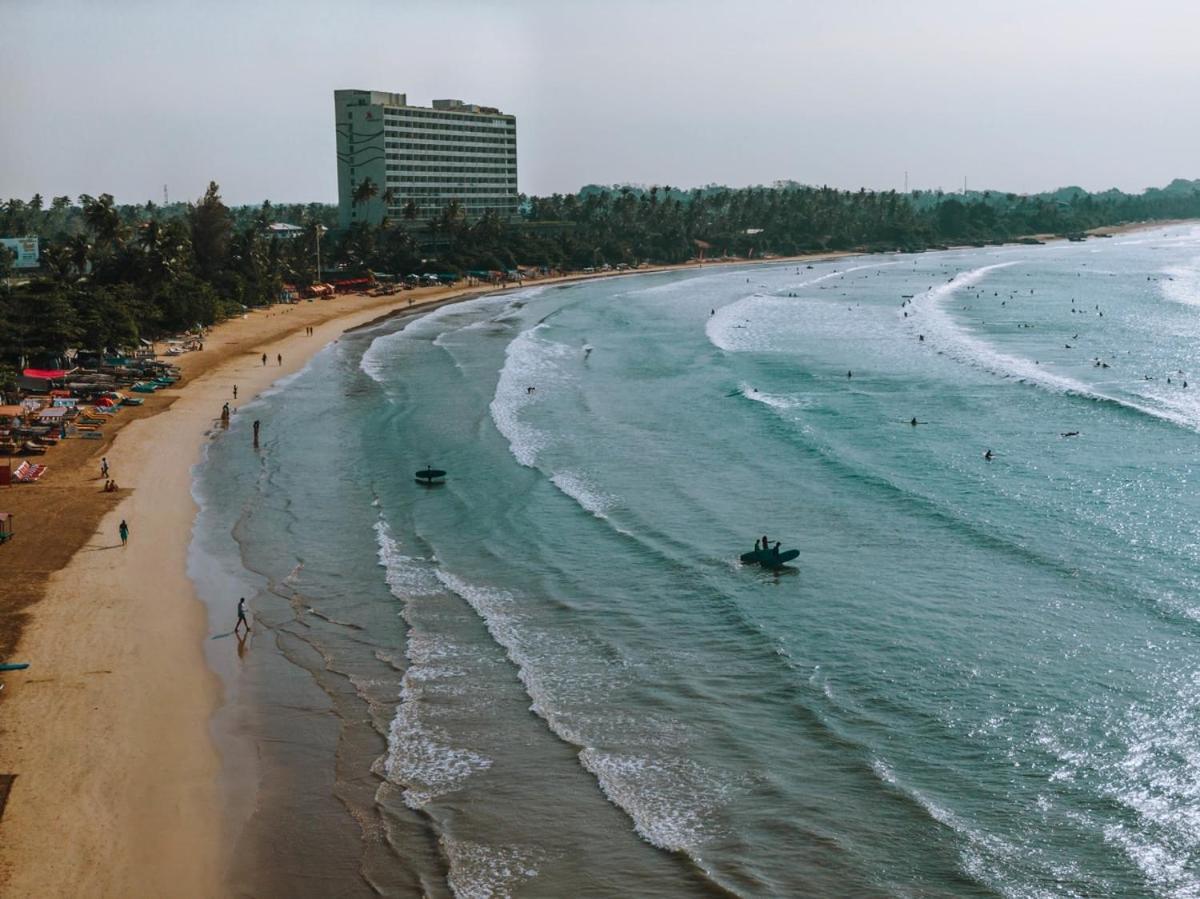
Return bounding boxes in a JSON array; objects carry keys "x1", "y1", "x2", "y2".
[
  {"x1": 415, "y1": 467, "x2": 446, "y2": 486},
  {"x1": 740, "y1": 546, "x2": 800, "y2": 569}
]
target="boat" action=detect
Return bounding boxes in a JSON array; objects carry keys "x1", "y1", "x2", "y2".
[
  {"x1": 740, "y1": 546, "x2": 800, "y2": 568},
  {"x1": 414, "y1": 467, "x2": 446, "y2": 486}
]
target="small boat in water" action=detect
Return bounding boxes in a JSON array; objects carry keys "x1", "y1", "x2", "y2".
[
  {"x1": 415, "y1": 467, "x2": 446, "y2": 486},
  {"x1": 740, "y1": 544, "x2": 799, "y2": 569}
]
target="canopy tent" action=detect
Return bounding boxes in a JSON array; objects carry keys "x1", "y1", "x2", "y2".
[
  {"x1": 36, "y1": 407, "x2": 67, "y2": 420},
  {"x1": 0, "y1": 406, "x2": 24, "y2": 420}
]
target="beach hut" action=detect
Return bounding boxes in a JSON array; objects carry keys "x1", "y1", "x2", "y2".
[{"x1": 0, "y1": 512, "x2": 12, "y2": 544}]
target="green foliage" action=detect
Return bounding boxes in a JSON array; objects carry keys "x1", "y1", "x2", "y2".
[{"x1": 2, "y1": 177, "x2": 1200, "y2": 371}]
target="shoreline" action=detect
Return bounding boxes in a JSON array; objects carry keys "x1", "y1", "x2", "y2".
[{"x1": 0, "y1": 220, "x2": 1191, "y2": 895}]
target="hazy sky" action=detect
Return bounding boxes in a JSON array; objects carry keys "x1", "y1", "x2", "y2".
[{"x1": 2, "y1": 0, "x2": 1198, "y2": 206}]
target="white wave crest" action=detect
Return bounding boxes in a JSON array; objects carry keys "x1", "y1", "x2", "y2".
[
  {"x1": 706, "y1": 262, "x2": 899, "y2": 352},
  {"x1": 359, "y1": 293, "x2": 518, "y2": 383},
  {"x1": 909, "y1": 263, "x2": 1199, "y2": 431},
  {"x1": 549, "y1": 471, "x2": 613, "y2": 518},
  {"x1": 374, "y1": 518, "x2": 492, "y2": 808},
  {"x1": 579, "y1": 749, "x2": 733, "y2": 852},
  {"x1": 489, "y1": 325, "x2": 575, "y2": 467}
]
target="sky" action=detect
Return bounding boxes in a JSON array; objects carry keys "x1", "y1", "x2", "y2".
[{"x1": 1, "y1": 0, "x2": 1198, "y2": 206}]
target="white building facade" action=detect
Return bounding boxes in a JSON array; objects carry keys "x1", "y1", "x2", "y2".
[{"x1": 334, "y1": 90, "x2": 518, "y2": 228}]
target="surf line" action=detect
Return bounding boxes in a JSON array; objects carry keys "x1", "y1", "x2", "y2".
[{"x1": 911, "y1": 261, "x2": 1199, "y2": 433}]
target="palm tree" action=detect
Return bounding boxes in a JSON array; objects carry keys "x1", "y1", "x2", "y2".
[
  {"x1": 82, "y1": 193, "x2": 122, "y2": 252},
  {"x1": 66, "y1": 234, "x2": 91, "y2": 277},
  {"x1": 352, "y1": 178, "x2": 379, "y2": 215}
]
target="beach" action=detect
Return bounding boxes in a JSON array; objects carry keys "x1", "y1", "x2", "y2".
[
  {"x1": 0, "y1": 279, "x2": 576, "y2": 896},
  {"x1": 0, "y1": 253, "x2": 856, "y2": 897},
  {"x1": 0, "y1": 223, "x2": 1185, "y2": 897}
]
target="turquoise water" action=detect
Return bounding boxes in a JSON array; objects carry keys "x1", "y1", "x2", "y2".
[{"x1": 193, "y1": 225, "x2": 1200, "y2": 897}]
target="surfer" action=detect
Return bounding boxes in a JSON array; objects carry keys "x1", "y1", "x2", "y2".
[
  {"x1": 910, "y1": 417, "x2": 918, "y2": 426},
  {"x1": 847, "y1": 370, "x2": 852, "y2": 378},
  {"x1": 527, "y1": 386, "x2": 535, "y2": 394},
  {"x1": 984, "y1": 449, "x2": 992, "y2": 461},
  {"x1": 1062, "y1": 431, "x2": 1080, "y2": 437},
  {"x1": 235, "y1": 597, "x2": 250, "y2": 635}
]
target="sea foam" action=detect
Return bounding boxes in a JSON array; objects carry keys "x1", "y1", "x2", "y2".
[{"x1": 374, "y1": 518, "x2": 492, "y2": 808}]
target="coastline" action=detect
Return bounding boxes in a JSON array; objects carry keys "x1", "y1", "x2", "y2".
[
  {"x1": 0, "y1": 257, "x2": 819, "y2": 897},
  {"x1": 0, "y1": 221, "x2": 1188, "y2": 896}
]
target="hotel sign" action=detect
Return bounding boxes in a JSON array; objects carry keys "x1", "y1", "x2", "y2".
[{"x1": 0, "y1": 237, "x2": 39, "y2": 269}]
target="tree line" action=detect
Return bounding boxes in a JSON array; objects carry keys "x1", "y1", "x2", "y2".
[{"x1": 2, "y1": 177, "x2": 1199, "y2": 379}]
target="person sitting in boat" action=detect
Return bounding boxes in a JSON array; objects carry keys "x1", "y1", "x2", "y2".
[{"x1": 772, "y1": 541, "x2": 782, "y2": 556}]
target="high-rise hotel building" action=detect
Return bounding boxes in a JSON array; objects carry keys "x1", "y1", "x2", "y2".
[{"x1": 334, "y1": 90, "x2": 518, "y2": 228}]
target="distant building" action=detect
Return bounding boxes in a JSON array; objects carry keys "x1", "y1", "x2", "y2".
[
  {"x1": 265, "y1": 222, "x2": 305, "y2": 240},
  {"x1": 0, "y1": 236, "x2": 40, "y2": 269},
  {"x1": 334, "y1": 90, "x2": 518, "y2": 228}
]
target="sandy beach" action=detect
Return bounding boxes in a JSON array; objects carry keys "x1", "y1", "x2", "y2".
[
  {"x1": 0, "y1": 256, "x2": 846, "y2": 897},
  {"x1": 0, "y1": 278, "x2": 567, "y2": 897},
  {"x1": 0, "y1": 224, "x2": 1177, "y2": 896}
]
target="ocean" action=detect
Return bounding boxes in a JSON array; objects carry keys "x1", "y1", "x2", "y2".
[{"x1": 190, "y1": 224, "x2": 1200, "y2": 898}]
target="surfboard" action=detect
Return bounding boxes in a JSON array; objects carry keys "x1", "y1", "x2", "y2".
[{"x1": 0, "y1": 662, "x2": 30, "y2": 671}]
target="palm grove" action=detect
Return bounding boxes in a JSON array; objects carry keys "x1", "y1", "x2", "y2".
[{"x1": 2, "y1": 178, "x2": 1200, "y2": 380}]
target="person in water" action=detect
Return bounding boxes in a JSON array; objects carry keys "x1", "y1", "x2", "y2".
[
  {"x1": 984, "y1": 449, "x2": 993, "y2": 461},
  {"x1": 910, "y1": 417, "x2": 918, "y2": 426}
]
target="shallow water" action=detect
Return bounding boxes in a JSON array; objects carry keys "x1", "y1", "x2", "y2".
[{"x1": 192, "y1": 225, "x2": 1200, "y2": 897}]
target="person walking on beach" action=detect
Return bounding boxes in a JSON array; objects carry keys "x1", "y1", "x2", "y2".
[
  {"x1": 233, "y1": 384, "x2": 238, "y2": 399},
  {"x1": 235, "y1": 597, "x2": 250, "y2": 635},
  {"x1": 119, "y1": 519, "x2": 129, "y2": 546},
  {"x1": 252, "y1": 419, "x2": 261, "y2": 448},
  {"x1": 261, "y1": 353, "x2": 267, "y2": 366},
  {"x1": 277, "y1": 353, "x2": 282, "y2": 366},
  {"x1": 100, "y1": 456, "x2": 109, "y2": 478}
]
